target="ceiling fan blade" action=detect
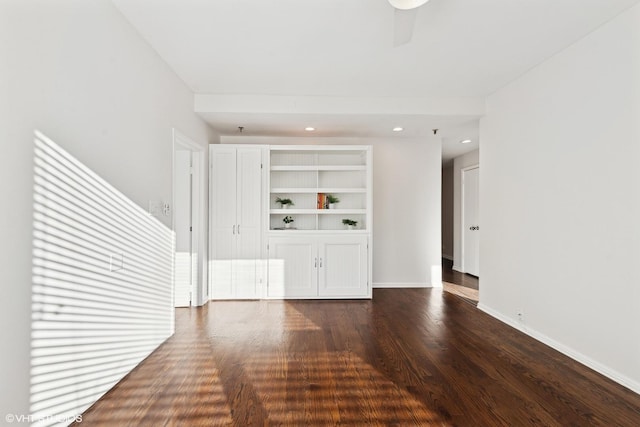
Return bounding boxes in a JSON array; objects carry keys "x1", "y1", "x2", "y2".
[{"x1": 393, "y1": 8, "x2": 419, "y2": 47}]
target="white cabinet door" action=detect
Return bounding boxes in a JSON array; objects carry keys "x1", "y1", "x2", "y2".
[
  {"x1": 210, "y1": 146, "x2": 263, "y2": 299},
  {"x1": 234, "y1": 148, "x2": 263, "y2": 299},
  {"x1": 318, "y1": 236, "x2": 368, "y2": 297},
  {"x1": 267, "y1": 237, "x2": 318, "y2": 298},
  {"x1": 210, "y1": 147, "x2": 237, "y2": 299},
  {"x1": 267, "y1": 236, "x2": 368, "y2": 299}
]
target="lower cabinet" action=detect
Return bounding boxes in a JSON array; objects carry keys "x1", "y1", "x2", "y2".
[{"x1": 267, "y1": 235, "x2": 369, "y2": 299}]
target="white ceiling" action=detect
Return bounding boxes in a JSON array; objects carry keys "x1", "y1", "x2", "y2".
[{"x1": 112, "y1": 0, "x2": 639, "y2": 161}]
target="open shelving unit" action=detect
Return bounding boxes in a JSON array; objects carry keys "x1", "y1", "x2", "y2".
[
  {"x1": 266, "y1": 145, "x2": 373, "y2": 299},
  {"x1": 268, "y1": 146, "x2": 372, "y2": 233}
]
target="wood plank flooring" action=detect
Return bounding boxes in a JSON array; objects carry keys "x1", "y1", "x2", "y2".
[
  {"x1": 442, "y1": 281, "x2": 479, "y2": 304},
  {"x1": 442, "y1": 258, "x2": 479, "y2": 290},
  {"x1": 77, "y1": 289, "x2": 640, "y2": 426}
]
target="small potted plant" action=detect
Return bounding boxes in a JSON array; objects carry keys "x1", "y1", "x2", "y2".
[
  {"x1": 283, "y1": 215, "x2": 294, "y2": 229},
  {"x1": 326, "y1": 194, "x2": 340, "y2": 209},
  {"x1": 275, "y1": 197, "x2": 294, "y2": 209},
  {"x1": 342, "y1": 219, "x2": 357, "y2": 230}
]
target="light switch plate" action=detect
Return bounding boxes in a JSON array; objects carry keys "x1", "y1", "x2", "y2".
[
  {"x1": 148, "y1": 200, "x2": 163, "y2": 217},
  {"x1": 110, "y1": 253, "x2": 124, "y2": 272}
]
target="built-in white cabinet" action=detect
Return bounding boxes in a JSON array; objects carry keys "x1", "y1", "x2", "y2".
[
  {"x1": 266, "y1": 145, "x2": 372, "y2": 299},
  {"x1": 209, "y1": 145, "x2": 265, "y2": 299},
  {"x1": 267, "y1": 235, "x2": 369, "y2": 299},
  {"x1": 209, "y1": 144, "x2": 371, "y2": 300}
]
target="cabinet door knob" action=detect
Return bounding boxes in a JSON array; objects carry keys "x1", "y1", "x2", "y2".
[
  {"x1": 237, "y1": 224, "x2": 240, "y2": 234},
  {"x1": 320, "y1": 258, "x2": 323, "y2": 268},
  {"x1": 233, "y1": 225, "x2": 236, "y2": 234},
  {"x1": 314, "y1": 257, "x2": 318, "y2": 268}
]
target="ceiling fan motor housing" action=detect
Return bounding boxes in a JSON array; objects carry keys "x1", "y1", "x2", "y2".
[{"x1": 388, "y1": 0, "x2": 430, "y2": 10}]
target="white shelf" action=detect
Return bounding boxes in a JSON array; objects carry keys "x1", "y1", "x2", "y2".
[
  {"x1": 269, "y1": 229, "x2": 368, "y2": 234},
  {"x1": 271, "y1": 165, "x2": 366, "y2": 171},
  {"x1": 269, "y1": 145, "x2": 369, "y2": 152},
  {"x1": 268, "y1": 146, "x2": 371, "y2": 234},
  {"x1": 271, "y1": 209, "x2": 366, "y2": 215},
  {"x1": 271, "y1": 188, "x2": 366, "y2": 194}
]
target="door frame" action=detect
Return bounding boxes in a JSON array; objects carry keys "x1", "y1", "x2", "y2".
[
  {"x1": 460, "y1": 164, "x2": 479, "y2": 275},
  {"x1": 172, "y1": 129, "x2": 206, "y2": 306}
]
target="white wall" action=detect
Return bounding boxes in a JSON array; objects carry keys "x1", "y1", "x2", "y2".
[
  {"x1": 479, "y1": 3, "x2": 640, "y2": 393},
  {"x1": 220, "y1": 136, "x2": 442, "y2": 287},
  {"x1": 0, "y1": 0, "x2": 213, "y2": 417},
  {"x1": 452, "y1": 149, "x2": 479, "y2": 271},
  {"x1": 31, "y1": 132, "x2": 176, "y2": 423}
]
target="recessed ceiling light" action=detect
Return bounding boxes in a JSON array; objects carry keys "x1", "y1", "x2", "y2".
[
  {"x1": 393, "y1": 127, "x2": 404, "y2": 132},
  {"x1": 460, "y1": 139, "x2": 472, "y2": 144},
  {"x1": 305, "y1": 127, "x2": 316, "y2": 132}
]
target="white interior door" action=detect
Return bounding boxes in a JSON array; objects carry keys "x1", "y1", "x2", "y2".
[
  {"x1": 174, "y1": 150, "x2": 192, "y2": 306},
  {"x1": 463, "y1": 167, "x2": 480, "y2": 276},
  {"x1": 210, "y1": 147, "x2": 237, "y2": 299},
  {"x1": 235, "y1": 148, "x2": 262, "y2": 298}
]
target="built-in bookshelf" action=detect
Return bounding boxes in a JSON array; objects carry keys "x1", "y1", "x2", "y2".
[{"x1": 268, "y1": 146, "x2": 372, "y2": 233}]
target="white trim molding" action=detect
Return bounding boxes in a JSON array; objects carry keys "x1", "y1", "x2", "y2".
[
  {"x1": 477, "y1": 303, "x2": 640, "y2": 396},
  {"x1": 172, "y1": 129, "x2": 208, "y2": 307},
  {"x1": 373, "y1": 282, "x2": 430, "y2": 288}
]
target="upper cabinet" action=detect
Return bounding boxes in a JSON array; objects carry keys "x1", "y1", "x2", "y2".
[{"x1": 268, "y1": 146, "x2": 372, "y2": 233}]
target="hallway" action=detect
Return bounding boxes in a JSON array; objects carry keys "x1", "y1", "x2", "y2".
[
  {"x1": 442, "y1": 258, "x2": 478, "y2": 290},
  {"x1": 442, "y1": 258, "x2": 479, "y2": 304}
]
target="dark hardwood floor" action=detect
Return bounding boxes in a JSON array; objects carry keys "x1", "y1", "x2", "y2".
[
  {"x1": 442, "y1": 258, "x2": 479, "y2": 290},
  {"x1": 78, "y1": 289, "x2": 640, "y2": 426}
]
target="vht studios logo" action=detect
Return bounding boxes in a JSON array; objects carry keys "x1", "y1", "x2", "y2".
[{"x1": 5, "y1": 413, "x2": 83, "y2": 423}]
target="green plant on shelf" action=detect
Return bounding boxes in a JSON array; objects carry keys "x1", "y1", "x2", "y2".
[
  {"x1": 342, "y1": 219, "x2": 357, "y2": 226},
  {"x1": 283, "y1": 216, "x2": 294, "y2": 224},
  {"x1": 275, "y1": 197, "x2": 294, "y2": 207},
  {"x1": 326, "y1": 194, "x2": 340, "y2": 204}
]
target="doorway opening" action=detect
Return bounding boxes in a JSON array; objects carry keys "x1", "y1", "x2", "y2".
[
  {"x1": 172, "y1": 130, "x2": 205, "y2": 307},
  {"x1": 441, "y1": 158, "x2": 480, "y2": 304}
]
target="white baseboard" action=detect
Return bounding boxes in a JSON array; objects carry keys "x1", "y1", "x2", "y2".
[
  {"x1": 442, "y1": 254, "x2": 454, "y2": 261},
  {"x1": 373, "y1": 282, "x2": 430, "y2": 288},
  {"x1": 477, "y1": 303, "x2": 640, "y2": 395}
]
